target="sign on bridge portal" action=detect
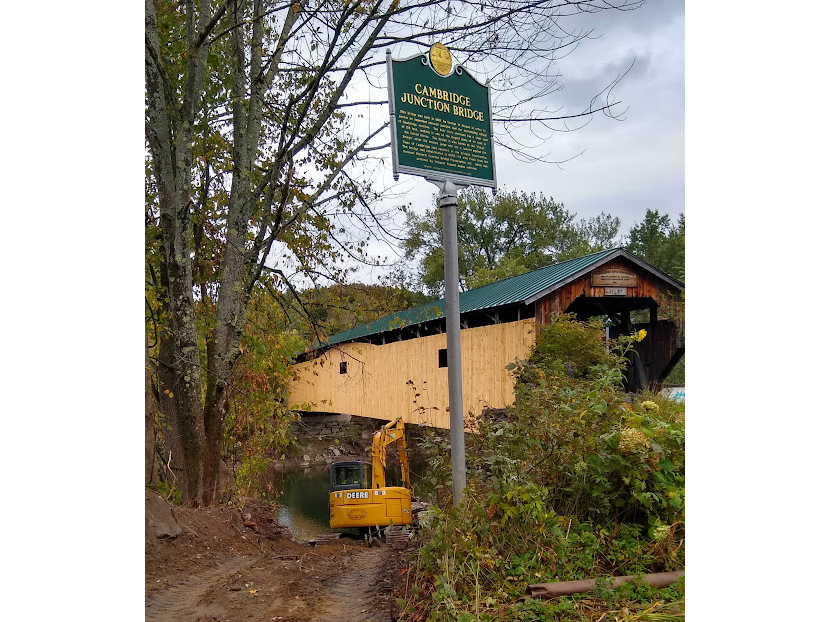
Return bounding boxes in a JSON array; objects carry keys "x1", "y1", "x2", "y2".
[{"x1": 387, "y1": 44, "x2": 497, "y2": 188}]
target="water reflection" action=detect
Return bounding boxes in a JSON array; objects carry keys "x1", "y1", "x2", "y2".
[{"x1": 273, "y1": 467, "x2": 331, "y2": 540}]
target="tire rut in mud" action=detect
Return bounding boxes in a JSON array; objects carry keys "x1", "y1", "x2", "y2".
[
  {"x1": 310, "y1": 546, "x2": 394, "y2": 622},
  {"x1": 145, "y1": 555, "x2": 256, "y2": 622}
]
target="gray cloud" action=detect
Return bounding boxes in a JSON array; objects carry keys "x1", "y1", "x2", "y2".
[{"x1": 493, "y1": 0, "x2": 685, "y2": 233}]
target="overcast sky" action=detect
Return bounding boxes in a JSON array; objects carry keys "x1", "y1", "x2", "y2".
[
  {"x1": 354, "y1": 0, "x2": 684, "y2": 282},
  {"x1": 500, "y1": 0, "x2": 685, "y2": 229}
]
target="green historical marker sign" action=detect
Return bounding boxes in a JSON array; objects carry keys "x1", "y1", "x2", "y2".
[{"x1": 386, "y1": 45, "x2": 497, "y2": 188}]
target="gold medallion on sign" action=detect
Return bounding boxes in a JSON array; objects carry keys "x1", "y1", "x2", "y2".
[{"x1": 429, "y1": 42, "x2": 453, "y2": 76}]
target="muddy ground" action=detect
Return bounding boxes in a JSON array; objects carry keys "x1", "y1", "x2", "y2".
[{"x1": 145, "y1": 489, "x2": 413, "y2": 622}]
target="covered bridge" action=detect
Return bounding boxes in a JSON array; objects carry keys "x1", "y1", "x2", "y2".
[{"x1": 287, "y1": 248, "x2": 684, "y2": 429}]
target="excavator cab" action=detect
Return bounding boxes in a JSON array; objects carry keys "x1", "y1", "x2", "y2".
[
  {"x1": 328, "y1": 418, "x2": 412, "y2": 532},
  {"x1": 330, "y1": 461, "x2": 372, "y2": 491}
]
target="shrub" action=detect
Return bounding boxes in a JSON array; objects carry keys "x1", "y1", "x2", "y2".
[
  {"x1": 526, "y1": 314, "x2": 618, "y2": 379},
  {"x1": 403, "y1": 317, "x2": 685, "y2": 621}
]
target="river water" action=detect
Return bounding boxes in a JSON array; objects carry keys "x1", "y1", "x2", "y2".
[{"x1": 272, "y1": 467, "x2": 332, "y2": 540}]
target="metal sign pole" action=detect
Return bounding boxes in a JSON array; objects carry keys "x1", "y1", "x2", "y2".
[
  {"x1": 439, "y1": 179, "x2": 466, "y2": 505},
  {"x1": 388, "y1": 43, "x2": 496, "y2": 507}
]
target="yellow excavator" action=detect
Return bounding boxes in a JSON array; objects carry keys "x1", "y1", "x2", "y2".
[{"x1": 329, "y1": 417, "x2": 412, "y2": 534}]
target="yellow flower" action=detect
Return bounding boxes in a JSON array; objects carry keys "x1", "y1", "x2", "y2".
[
  {"x1": 642, "y1": 400, "x2": 659, "y2": 413},
  {"x1": 636, "y1": 329, "x2": 647, "y2": 342}
]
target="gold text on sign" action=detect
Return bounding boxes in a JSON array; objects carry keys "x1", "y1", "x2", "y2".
[{"x1": 400, "y1": 84, "x2": 484, "y2": 122}]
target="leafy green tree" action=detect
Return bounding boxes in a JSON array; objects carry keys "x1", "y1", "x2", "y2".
[
  {"x1": 625, "y1": 210, "x2": 685, "y2": 281},
  {"x1": 145, "y1": 0, "x2": 644, "y2": 505},
  {"x1": 625, "y1": 210, "x2": 684, "y2": 385},
  {"x1": 261, "y1": 280, "x2": 430, "y2": 344},
  {"x1": 300, "y1": 283, "x2": 430, "y2": 341},
  {"x1": 557, "y1": 212, "x2": 625, "y2": 262},
  {"x1": 404, "y1": 187, "x2": 620, "y2": 294},
  {"x1": 223, "y1": 285, "x2": 307, "y2": 496}
]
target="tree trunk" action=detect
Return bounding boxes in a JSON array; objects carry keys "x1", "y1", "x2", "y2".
[
  {"x1": 145, "y1": 331, "x2": 158, "y2": 486},
  {"x1": 157, "y1": 218, "x2": 206, "y2": 505},
  {"x1": 197, "y1": 8, "x2": 266, "y2": 503},
  {"x1": 145, "y1": 0, "x2": 212, "y2": 505},
  {"x1": 202, "y1": 385, "x2": 230, "y2": 506},
  {"x1": 201, "y1": 231, "x2": 252, "y2": 504},
  {"x1": 150, "y1": 189, "x2": 207, "y2": 504}
]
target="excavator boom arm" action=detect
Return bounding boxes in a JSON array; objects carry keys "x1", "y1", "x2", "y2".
[{"x1": 371, "y1": 417, "x2": 410, "y2": 490}]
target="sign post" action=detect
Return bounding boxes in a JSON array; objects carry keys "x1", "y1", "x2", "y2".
[
  {"x1": 387, "y1": 45, "x2": 497, "y2": 506},
  {"x1": 438, "y1": 179, "x2": 465, "y2": 506}
]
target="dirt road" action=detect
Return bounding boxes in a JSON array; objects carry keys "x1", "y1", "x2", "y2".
[
  {"x1": 145, "y1": 490, "x2": 403, "y2": 622},
  {"x1": 146, "y1": 545, "x2": 396, "y2": 622},
  {"x1": 309, "y1": 547, "x2": 393, "y2": 622}
]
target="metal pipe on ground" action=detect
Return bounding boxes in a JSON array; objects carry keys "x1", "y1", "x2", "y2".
[{"x1": 525, "y1": 570, "x2": 685, "y2": 600}]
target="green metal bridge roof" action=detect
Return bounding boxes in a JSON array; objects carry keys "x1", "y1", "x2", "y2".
[
  {"x1": 319, "y1": 248, "x2": 642, "y2": 348},
  {"x1": 316, "y1": 248, "x2": 683, "y2": 349}
]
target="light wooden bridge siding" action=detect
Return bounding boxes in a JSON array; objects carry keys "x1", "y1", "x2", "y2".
[{"x1": 287, "y1": 319, "x2": 537, "y2": 429}]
